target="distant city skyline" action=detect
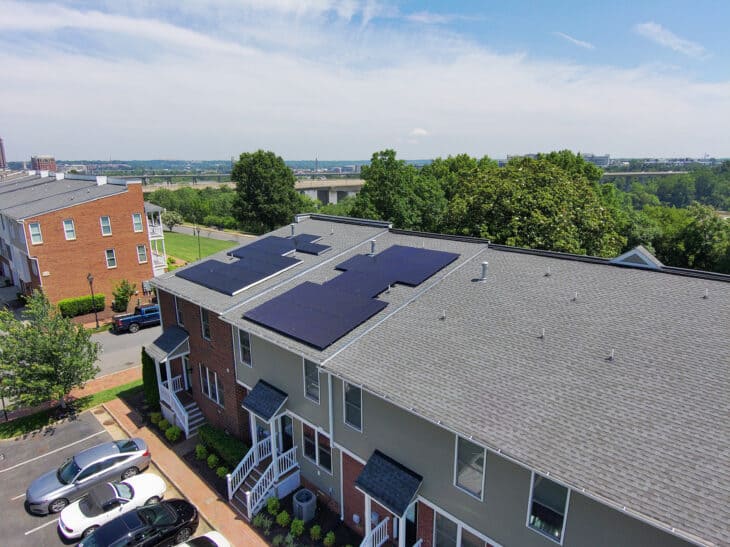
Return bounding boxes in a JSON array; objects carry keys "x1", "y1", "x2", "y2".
[{"x1": 2, "y1": 0, "x2": 730, "y2": 160}]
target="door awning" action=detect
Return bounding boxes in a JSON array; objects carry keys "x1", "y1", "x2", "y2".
[
  {"x1": 145, "y1": 325, "x2": 189, "y2": 363},
  {"x1": 355, "y1": 450, "x2": 423, "y2": 517},
  {"x1": 242, "y1": 380, "x2": 288, "y2": 421}
]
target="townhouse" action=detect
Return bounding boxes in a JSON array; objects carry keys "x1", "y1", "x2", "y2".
[
  {"x1": 149, "y1": 214, "x2": 729, "y2": 547},
  {"x1": 0, "y1": 170, "x2": 167, "y2": 303}
]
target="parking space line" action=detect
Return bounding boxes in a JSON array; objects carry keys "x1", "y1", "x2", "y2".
[
  {"x1": 0, "y1": 430, "x2": 106, "y2": 474},
  {"x1": 11, "y1": 492, "x2": 25, "y2": 500},
  {"x1": 24, "y1": 519, "x2": 58, "y2": 536}
]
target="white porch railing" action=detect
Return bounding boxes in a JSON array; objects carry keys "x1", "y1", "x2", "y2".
[
  {"x1": 245, "y1": 446, "x2": 298, "y2": 519},
  {"x1": 277, "y1": 446, "x2": 298, "y2": 476},
  {"x1": 361, "y1": 517, "x2": 390, "y2": 547},
  {"x1": 227, "y1": 437, "x2": 272, "y2": 501},
  {"x1": 163, "y1": 374, "x2": 183, "y2": 393},
  {"x1": 159, "y1": 383, "x2": 190, "y2": 438},
  {"x1": 413, "y1": 540, "x2": 424, "y2": 547},
  {"x1": 152, "y1": 252, "x2": 166, "y2": 267}
]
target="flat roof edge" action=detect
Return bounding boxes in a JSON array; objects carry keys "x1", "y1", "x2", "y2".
[{"x1": 297, "y1": 213, "x2": 392, "y2": 228}]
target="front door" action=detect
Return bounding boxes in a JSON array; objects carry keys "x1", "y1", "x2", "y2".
[
  {"x1": 183, "y1": 356, "x2": 193, "y2": 394},
  {"x1": 278, "y1": 415, "x2": 293, "y2": 453},
  {"x1": 405, "y1": 502, "x2": 418, "y2": 546}
]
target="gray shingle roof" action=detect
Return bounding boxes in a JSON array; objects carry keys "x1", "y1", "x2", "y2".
[
  {"x1": 355, "y1": 450, "x2": 423, "y2": 517},
  {"x1": 146, "y1": 325, "x2": 189, "y2": 363},
  {"x1": 242, "y1": 380, "x2": 288, "y2": 421}
]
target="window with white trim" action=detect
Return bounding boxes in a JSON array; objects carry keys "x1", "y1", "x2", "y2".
[
  {"x1": 175, "y1": 296, "x2": 184, "y2": 326},
  {"x1": 100, "y1": 216, "x2": 112, "y2": 236},
  {"x1": 199, "y1": 364, "x2": 224, "y2": 406},
  {"x1": 239, "y1": 329, "x2": 251, "y2": 366},
  {"x1": 136, "y1": 244, "x2": 148, "y2": 263},
  {"x1": 63, "y1": 219, "x2": 76, "y2": 240},
  {"x1": 435, "y1": 513, "x2": 458, "y2": 547},
  {"x1": 527, "y1": 474, "x2": 569, "y2": 543},
  {"x1": 304, "y1": 359, "x2": 319, "y2": 403},
  {"x1": 105, "y1": 248, "x2": 117, "y2": 268},
  {"x1": 302, "y1": 424, "x2": 331, "y2": 473},
  {"x1": 29, "y1": 222, "x2": 42, "y2": 244},
  {"x1": 200, "y1": 307, "x2": 211, "y2": 340},
  {"x1": 344, "y1": 383, "x2": 362, "y2": 431},
  {"x1": 132, "y1": 213, "x2": 144, "y2": 232},
  {"x1": 455, "y1": 436, "x2": 485, "y2": 499}
]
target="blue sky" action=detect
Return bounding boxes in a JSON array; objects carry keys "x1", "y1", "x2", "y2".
[{"x1": 1, "y1": 0, "x2": 729, "y2": 160}]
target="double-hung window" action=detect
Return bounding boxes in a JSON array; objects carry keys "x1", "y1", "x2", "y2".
[
  {"x1": 100, "y1": 216, "x2": 112, "y2": 236},
  {"x1": 29, "y1": 222, "x2": 43, "y2": 244},
  {"x1": 132, "y1": 213, "x2": 144, "y2": 232},
  {"x1": 175, "y1": 296, "x2": 184, "y2": 326},
  {"x1": 344, "y1": 383, "x2": 362, "y2": 431},
  {"x1": 201, "y1": 308, "x2": 211, "y2": 340},
  {"x1": 137, "y1": 244, "x2": 148, "y2": 263},
  {"x1": 527, "y1": 473, "x2": 569, "y2": 543},
  {"x1": 455, "y1": 436, "x2": 485, "y2": 499},
  {"x1": 63, "y1": 219, "x2": 76, "y2": 240},
  {"x1": 304, "y1": 359, "x2": 320, "y2": 403},
  {"x1": 239, "y1": 329, "x2": 252, "y2": 366},
  {"x1": 105, "y1": 248, "x2": 117, "y2": 268},
  {"x1": 302, "y1": 424, "x2": 331, "y2": 473},
  {"x1": 199, "y1": 364, "x2": 224, "y2": 406},
  {"x1": 434, "y1": 512, "x2": 488, "y2": 547}
]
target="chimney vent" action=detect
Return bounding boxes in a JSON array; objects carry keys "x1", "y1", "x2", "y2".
[
  {"x1": 290, "y1": 223, "x2": 296, "y2": 237},
  {"x1": 480, "y1": 261, "x2": 489, "y2": 281},
  {"x1": 369, "y1": 239, "x2": 376, "y2": 255}
]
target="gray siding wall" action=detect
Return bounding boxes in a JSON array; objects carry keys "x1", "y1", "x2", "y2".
[{"x1": 290, "y1": 418, "x2": 341, "y2": 504}]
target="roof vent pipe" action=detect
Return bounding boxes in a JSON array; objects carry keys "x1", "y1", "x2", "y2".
[
  {"x1": 369, "y1": 239, "x2": 376, "y2": 255},
  {"x1": 480, "y1": 261, "x2": 488, "y2": 281},
  {"x1": 290, "y1": 223, "x2": 296, "y2": 237}
]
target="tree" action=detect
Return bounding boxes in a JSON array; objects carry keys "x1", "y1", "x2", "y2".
[
  {"x1": 112, "y1": 279, "x2": 137, "y2": 312},
  {"x1": 141, "y1": 347, "x2": 160, "y2": 410},
  {"x1": 161, "y1": 210, "x2": 184, "y2": 232},
  {"x1": 0, "y1": 291, "x2": 100, "y2": 409},
  {"x1": 232, "y1": 150, "x2": 302, "y2": 233}
]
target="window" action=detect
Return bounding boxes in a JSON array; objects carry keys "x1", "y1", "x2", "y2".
[
  {"x1": 28, "y1": 222, "x2": 42, "y2": 244},
  {"x1": 239, "y1": 329, "x2": 251, "y2": 366},
  {"x1": 435, "y1": 513, "x2": 458, "y2": 547},
  {"x1": 199, "y1": 364, "x2": 225, "y2": 406},
  {"x1": 132, "y1": 213, "x2": 143, "y2": 232},
  {"x1": 455, "y1": 436, "x2": 485, "y2": 499},
  {"x1": 63, "y1": 219, "x2": 76, "y2": 240},
  {"x1": 527, "y1": 474, "x2": 569, "y2": 543},
  {"x1": 175, "y1": 296, "x2": 184, "y2": 326},
  {"x1": 105, "y1": 248, "x2": 117, "y2": 268},
  {"x1": 136, "y1": 244, "x2": 148, "y2": 264},
  {"x1": 304, "y1": 359, "x2": 320, "y2": 403},
  {"x1": 200, "y1": 307, "x2": 211, "y2": 340},
  {"x1": 302, "y1": 424, "x2": 331, "y2": 473},
  {"x1": 344, "y1": 383, "x2": 362, "y2": 431},
  {"x1": 100, "y1": 215, "x2": 112, "y2": 236}
]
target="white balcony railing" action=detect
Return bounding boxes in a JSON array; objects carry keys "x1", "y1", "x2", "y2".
[
  {"x1": 152, "y1": 252, "x2": 166, "y2": 267},
  {"x1": 361, "y1": 517, "x2": 390, "y2": 547},
  {"x1": 148, "y1": 224, "x2": 164, "y2": 238}
]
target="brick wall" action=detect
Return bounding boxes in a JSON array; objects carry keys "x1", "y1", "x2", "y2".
[
  {"x1": 157, "y1": 289, "x2": 177, "y2": 329},
  {"x1": 25, "y1": 183, "x2": 153, "y2": 304},
  {"x1": 342, "y1": 453, "x2": 366, "y2": 535},
  {"x1": 417, "y1": 502, "x2": 434, "y2": 547}
]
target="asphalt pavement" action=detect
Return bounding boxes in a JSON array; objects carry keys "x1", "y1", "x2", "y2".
[{"x1": 92, "y1": 325, "x2": 162, "y2": 377}]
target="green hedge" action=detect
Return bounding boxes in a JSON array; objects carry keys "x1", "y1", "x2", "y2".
[
  {"x1": 141, "y1": 348, "x2": 160, "y2": 410},
  {"x1": 198, "y1": 424, "x2": 249, "y2": 467},
  {"x1": 58, "y1": 294, "x2": 105, "y2": 317}
]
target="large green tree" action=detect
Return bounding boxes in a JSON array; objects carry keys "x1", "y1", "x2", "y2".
[
  {"x1": 0, "y1": 291, "x2": 100, "y2": 409},
  {"x1": 232, "y1": 150, "x2": 302, "y2": 233}
]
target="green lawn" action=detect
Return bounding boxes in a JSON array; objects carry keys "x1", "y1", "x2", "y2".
[{"x1": 164, "y1": 231, "x2": 237, "y2": 263}]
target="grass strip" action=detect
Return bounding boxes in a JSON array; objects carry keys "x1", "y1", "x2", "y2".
[{"x1": 163, "y1": 231, "x2": 237, "y2": 263}]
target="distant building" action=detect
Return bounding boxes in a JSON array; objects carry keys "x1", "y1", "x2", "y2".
[
  {"x1": 0, "y1": 137, "x2": 7, "y2": 170},
  {"x1": 581, "y1": 153, "x2": 611, "y2": 168},
  {"x1": 31, "y1": 155, "x2": 57, "y2": 172}
]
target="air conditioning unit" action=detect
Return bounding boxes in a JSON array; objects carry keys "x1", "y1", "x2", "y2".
[{"x1": 293, "y1": 488, "x2": 316, "y2": 523}]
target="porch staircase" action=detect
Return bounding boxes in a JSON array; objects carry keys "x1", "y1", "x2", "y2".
[
  {"x1": 230, "y1": 457, "x2": 271, "y2": 517},
  {"x1": 176, "y1": 391, "x2": 206, "y2": 436}
]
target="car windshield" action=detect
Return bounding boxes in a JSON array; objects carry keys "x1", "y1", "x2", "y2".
[
  {"x1": 138, "y1": 504, "x2": 176, "y2": 526},
  {"x1": 57, "y1": 458, "x2": 81, "y2": 484},
  {"x1": 114, "y1": 482, "x2": 133, "y2": 499},
  {"x1": 113, "y1": 440, "x2": 139, "y2": 453}
]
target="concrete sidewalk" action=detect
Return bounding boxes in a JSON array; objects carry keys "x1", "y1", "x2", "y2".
[{"x1": 104, "y1": 397, "x2": 266, "y2": 547}]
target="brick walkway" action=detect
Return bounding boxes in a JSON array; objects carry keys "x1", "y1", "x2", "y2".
[{"x1": 104, "y1": 398, "x2": 266, "y2": 547}]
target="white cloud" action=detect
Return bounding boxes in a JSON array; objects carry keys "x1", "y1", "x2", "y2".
[
  {"x1": 409, "y1": 128, "x2": 430, "y2": 137},
  {"x1": 634, "y1": 22, "x2": 706, "y2": 58},
  {"x1": 554, "y1": 32, "x2": 594, "y2": 50}
]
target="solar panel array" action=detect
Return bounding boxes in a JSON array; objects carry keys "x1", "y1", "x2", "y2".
[
  {"x1": 244, "y1": 244, "x2": 460, "y2": 350},
  {"x1": 228, "y1": 234, "x2": 331, "y2": 259}
]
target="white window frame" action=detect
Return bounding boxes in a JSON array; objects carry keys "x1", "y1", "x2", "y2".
[
  {"x1": 174, "y1": 296, "x2": 184, "y2": 326},
  {"x1": 199, "y1": 363, "x2": 224, "y2": 407},
  {"x1": 432, "y1": 507, "x2": 493, "y2": 547},
  {"x1": 105, "y1": 248, "x2": 117, "y2": 269},
  {"x1": 136, "y1": 244, "x2": 148, "y2": 264},
  {"x1": 63, "y1": 219, "x2": 76, "y2": 240},
  {"x1": 343, "y1": 382, "x2": 363, "y2": 432},
  {"x1": 132, "y1": 213, "x2": 144, "y2": 232},
  {"x1": 238, "y1": 329, "x2": 252, "y2": 367},
  {"x1": 200, "y1": 307, "x2": 211, "y2": 340},
  {"x1": 301, "y1": 422, "x2": 332, "y2": 474},
  {"x1": 100, "y1": 215, "x2": 112, "y2": 236},
  {"x1": 453, "y1": 435, "x2": 486, "y2": 501},
  {"x1": 28, "y1": 222, "x2": 43, "y2": 244},
  {"x1": 525, "y1": 472, "x2": 570, "y2": 545},
  {"x1": 303, "y1": 359, "x2": 320, "y2": 404}
]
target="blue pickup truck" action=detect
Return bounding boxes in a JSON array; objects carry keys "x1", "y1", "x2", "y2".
[{"x1": 112, "y1": 304, "x2": 161, "y2": 333}]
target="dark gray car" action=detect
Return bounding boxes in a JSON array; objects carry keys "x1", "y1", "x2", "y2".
[{"x1": 26, "y1": 438, "x2": 150, "y2": 515}]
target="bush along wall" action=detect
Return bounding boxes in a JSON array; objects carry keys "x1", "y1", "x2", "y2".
[
  {"x1": 142, "y1": 347, "x2": 160, "y2": 410},
  {"x1": 198, "y1": 424, "x2": 249, "y2": 467},
  {"x1": 57, "y1": 294, "x2": 105, "y2": 317}
]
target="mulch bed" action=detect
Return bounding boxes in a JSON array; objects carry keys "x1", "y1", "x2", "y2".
[{"x1": 182, "y1": 451, "x2": 229, "y2": 498}]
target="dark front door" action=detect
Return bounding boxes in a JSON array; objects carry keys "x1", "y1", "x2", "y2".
[
  {"x1": 184, "y1": 357, "x2": 193, "y2": 394},
  {"x1": 405, "y1": 502, "x2": 418, "y2": 546},
  {"x1": 279, "y1": 415, "x2": 293, "y2": 453}
]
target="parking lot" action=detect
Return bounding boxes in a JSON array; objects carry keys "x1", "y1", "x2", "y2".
[{"x1": 0, "y1": 408, "x2": 208, "y2": 546}]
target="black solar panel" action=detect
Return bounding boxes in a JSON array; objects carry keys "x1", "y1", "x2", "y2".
[
  {"x1": 323, "y1": 270, "x2": 392, "y2": 298},
  {"x1": 229, "y1": 233, "x2": 331, "y2": 258}
]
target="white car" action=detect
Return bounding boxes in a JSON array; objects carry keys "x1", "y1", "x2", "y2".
[
  {"x1": 176, "y1": 531, "x2": 231, "y2": 547},
  {"x1": 58, "y1": 473, "x2": 167, "y2": 540}
]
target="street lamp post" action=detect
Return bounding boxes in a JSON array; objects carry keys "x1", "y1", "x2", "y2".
[
  {"x1": 195, "y1": 225, "x2": 201, "y2": 260},
  {"x1": 86, "y1": 272, "x2": 99, "y2": 328}
]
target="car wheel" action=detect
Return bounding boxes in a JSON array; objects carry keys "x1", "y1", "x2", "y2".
[
  {"x1": 175, "y1": 527, "x2": 192, "y2": 543},
  {"x1": 145, "y1": 496, "x2": 161, "y2": 505},
  {"x1": 121, "y1": 466, "x2": 139, "y2": 479},
  {"x1": 129, "y1": 323, "x2": 140, "y2": 333},
  {"x1": 82, "y1": 525, "x2": 99, "y2": 538},
  {"x1": 49, "y1": 498, "x2": 68, "y2": 513}
]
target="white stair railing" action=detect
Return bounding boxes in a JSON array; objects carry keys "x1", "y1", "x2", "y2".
[
  {"x1": 227, "y1": 438, "x2": 272, "y2": 501},
  {"x1": 360, "y1": 517, "x2": 390, "y2": 547},
  {"x1": 277, "y1": 446, "x2": 298, "y2": 476},
  {"x1": 159, "y1": 383, "x2": 189, "y2": 437},
  {"x1": 413, "y1": 540, "x2": 424, "y2": 547},
  {"x1": 243, "y1": 446, "x2": 299, "y2": 519}
]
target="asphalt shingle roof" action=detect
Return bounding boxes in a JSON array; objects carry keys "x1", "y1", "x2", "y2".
[
  {"x1": 356, "y1": 450, "x2": 423, "y2": 517},
  {"x1": 242, "y1": 380, "x2": 288, "y2": 421},
  {"x1": 146, "y1": 325, "x2": 189, "y2": 363}
]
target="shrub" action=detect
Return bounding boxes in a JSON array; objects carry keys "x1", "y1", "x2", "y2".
[
  {"x1": 112, "y1": 280, "x2": 137, "y2": 312},
  {"x1": 252, "y1": 513, "x2": 265, "y2": 529},
  {"x1": 276, "y1": 510, "x2": 291, "y2": 528},
  {"x1": 262, "y1": 516, "x2": 273, "y2": 536},
  {"x1": 142, "y1": 348, "x2": 160, "y2": 410},
  {"x1": 272, "y1": 535, "x2": 284, "y2": 547},
  {"x1": 165, "y1": 426, "x2": 182, "y2": 443},
  {"x1": 266, "y1": 496, "x2": 280, "y2": 516},
  {"x1": 149, "y1": 412, "x2": 162, "y2": 425},
  {"x1": 309, "y1": 525, "x2": 322, "y2": 541},
  {"x1": 290, "y1": 519, "x2": 304, "y2": 538},
  {"x1": 198, "y1": 424, "x2": 249, "y2": 467},
  {"x1": 158, "y1": 418, "x2": 170, "y2": 431},
  {"x1": 323, "y1": 531, "x2": 336, "y2": 547},
  {"x1": 195, "y1": 444, "x2": 208, "y2": 460},
  {"x1": 58, "y1": 294, "x2": 105, "y2": 317},
  {"x1": 284, "y1": 534, "x2": 296, "y2": 546},
  {"x1": 216, "y1": 466, "x2": 228, "y2": 478},
  {"x1": 207, "y1": 453, "x2": 219, "y2": 469}
]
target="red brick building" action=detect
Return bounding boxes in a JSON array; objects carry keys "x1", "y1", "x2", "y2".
[
  {"x1": 30, "y1": 155, "x2": 57, "y2": 172},
  {"x1": 0, "y1": 171, "x2": 166, "y2": 305}
]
